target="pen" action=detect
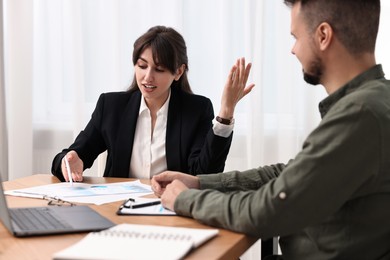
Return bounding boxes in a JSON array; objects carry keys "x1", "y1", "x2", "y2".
[
  {"x1": 122, "y1": 199, "x2": 161, "y2": 209},
  {"x1": 64, "y1": 157, "x2": 73, "y2": 186},
  {"x1": 130, "y1": 201, "x2": 161, "y2": 209}
]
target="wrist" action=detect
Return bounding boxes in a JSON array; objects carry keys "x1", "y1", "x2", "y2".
[
  {"x1": 218, "y1": 106, "x2": 234, "y2": 119},
  {"x1": 195, "y1": 177, "x2": 200, "y2": 189}
]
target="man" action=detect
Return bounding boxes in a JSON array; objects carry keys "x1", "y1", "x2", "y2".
[{"x1": 152, "y1": 0, "x2": 390, "y2": 259}]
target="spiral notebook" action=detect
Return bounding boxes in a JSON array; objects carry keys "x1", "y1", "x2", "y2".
[{"x1": 53, "y1": 223, "x2": 219, "y2": 260}]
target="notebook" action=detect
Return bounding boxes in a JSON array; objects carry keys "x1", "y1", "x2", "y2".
[
  {"x1": 0, "y1": 177, "x2": 115, "y2": 237},
  {"x1": 53, "y1": 223, "x2": 219, "y2": 260}
]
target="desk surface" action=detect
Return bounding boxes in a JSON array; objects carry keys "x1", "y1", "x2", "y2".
[{"x1": 0, "y1": 174, "x2": 257, "y2": 260}]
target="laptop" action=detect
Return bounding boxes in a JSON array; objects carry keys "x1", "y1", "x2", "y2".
[{"x1": 0, "y1": 177, "x2": 115, "y2": 237}]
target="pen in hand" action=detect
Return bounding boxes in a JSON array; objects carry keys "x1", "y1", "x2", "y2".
[{"x1": 64, "y1": 157, "x2": 73, "y2": 186}]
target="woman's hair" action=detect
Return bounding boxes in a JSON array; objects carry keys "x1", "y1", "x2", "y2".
[
  {"x1": 284, "y1": 0, "x2": 380, "y2": 55},
  {"x1": 127, "y1": 26, "x2": 192, "y2": 94}
]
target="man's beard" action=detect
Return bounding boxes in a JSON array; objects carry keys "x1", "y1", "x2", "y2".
[{"x1": 303, "y1": 57, "x2": 322, "y2": 85}]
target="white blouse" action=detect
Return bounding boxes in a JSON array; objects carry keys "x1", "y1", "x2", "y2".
[{"x1": 129, "y1": 92, "x2": 170, "y2": 179}]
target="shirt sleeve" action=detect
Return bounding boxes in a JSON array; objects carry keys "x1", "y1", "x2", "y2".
[
  {"x1": 174, "y1": 101, "x2": 381, "y2": 239},
  {"x1": 212, "y1": 120, "x2": 234, "y2": 138}
]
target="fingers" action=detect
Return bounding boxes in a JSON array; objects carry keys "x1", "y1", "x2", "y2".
[
  {"x1": 61, "y1": 158, "x2": 70, "y2": 182},
  {"x1": 228, "y1": 64, "x2": 238, "y2": 82},
  {"x1": 229, "y1": 58, "x2": 252, "y2": 89},
  {"x1": 151, "y1": 176, "x2": 164, "y2": 197},
  {"x1": 153, "y1": 171, "x2": 181, "y2": 183},
  {"x1": 243, "y1": 83, "x2": 256, "y2": 96},
  {"x1": 229, "y1": 58, "x2": 241, "y2": 85},
  {"x1": 151, "y1": 171, "x2": 175, "y2": 197},
  {"x1": 236, "y1": 58, "x2": 254, "y2": 99},
  {"x1": 238, "y1": 57, "x2": 246, "y2": 84},
  {"x1": 239, "y1": 58, "x2": 252, "y2": 88},
  {"x1": 151, "y1": 171, "x2": 197, "y2": 197},
  {"x1": 160, "y1": 180, "x2": 189, "y2": 211},
  {"x1": 72, "y1": 171, "x2": 83, "y2": 182},
  {"x1": 61, "y1": 151, "x2": 84, "y2": 182},
  {"x1": 243, "y1": 61, "x2": 252, "y2": 84}
]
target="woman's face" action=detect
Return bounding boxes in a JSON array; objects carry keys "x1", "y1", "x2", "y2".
[{"x1": 135, "y1": 47, "x2": 183, "y2": 108}]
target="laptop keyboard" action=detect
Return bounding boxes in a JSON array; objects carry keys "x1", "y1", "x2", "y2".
[{"x1": 10, "y1": 207, "x2": 72, "y2": 231}]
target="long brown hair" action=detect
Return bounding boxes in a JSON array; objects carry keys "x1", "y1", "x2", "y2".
[{"x1": 127, "y1": 26, "x2": 193, "y2": 94}]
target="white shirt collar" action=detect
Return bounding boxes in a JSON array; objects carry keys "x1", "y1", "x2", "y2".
[{"x1": 138, "y1": 89, "x2": 171, "y2": 116}]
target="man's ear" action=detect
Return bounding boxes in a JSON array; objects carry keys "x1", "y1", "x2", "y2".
[
  {"x1": 174, "y1": 64, "x2": 186, "y2": 81},
  {"x1": 316, "y1": 22, "x2": 333, "y2": 51}
]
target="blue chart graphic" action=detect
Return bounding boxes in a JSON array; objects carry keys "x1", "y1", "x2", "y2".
[{"x1": 60, "y1": 183, "x2": 152, "y2": 197}]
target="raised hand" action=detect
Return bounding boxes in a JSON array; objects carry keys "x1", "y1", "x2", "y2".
[{"x1": 218, "y1": 57, "x2": 255, "y2": 119}]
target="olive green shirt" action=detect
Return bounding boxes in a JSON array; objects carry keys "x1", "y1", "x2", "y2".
[{"x1": 175, "y1": 65, "x2": 390, "y2": 260}]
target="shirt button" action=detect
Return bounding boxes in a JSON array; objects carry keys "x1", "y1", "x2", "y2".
[{"x1": 279, "y1": 192, "x2": 287, "y2": 200}]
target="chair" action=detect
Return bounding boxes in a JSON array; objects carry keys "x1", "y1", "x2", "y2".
[
  {"x1": 261, "y1": 237, "x2": 279, "y2": 259},
  {"x1": 97, "y1": 151, "x2": 107, "y2": 177}
]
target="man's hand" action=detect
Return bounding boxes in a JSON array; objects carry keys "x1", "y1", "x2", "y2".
[
  {"x1": 160, "y1": 180, "x2": 189, "y2": 211},
  {"x1": 151, "y1": 171, "x2": 200, "y2": 197}
]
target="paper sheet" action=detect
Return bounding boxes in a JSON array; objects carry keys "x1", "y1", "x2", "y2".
[{"x1": 4, "y1": 180, "x2": 153, "y2": 205}]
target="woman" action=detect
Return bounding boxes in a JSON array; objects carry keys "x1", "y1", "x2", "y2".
[{"x1": 51, "y1": 25, "x2": 254, "y2": 182}]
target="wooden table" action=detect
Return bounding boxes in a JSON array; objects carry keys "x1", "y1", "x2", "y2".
[{"x1": 0, "y1": 174, "x2": 257, "y2": 260}]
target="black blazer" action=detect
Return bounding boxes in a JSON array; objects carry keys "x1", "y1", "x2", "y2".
[{"x1": 51, "y1": 86, "x2": 233, "y2": 181}]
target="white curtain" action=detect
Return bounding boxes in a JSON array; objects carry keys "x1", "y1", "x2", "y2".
[
  {"x1": 4, "y1": 1, "x2": 390, "y2": 174},
  {"x1": 0, "y1": 0, "x2": 8, "y2": 181},
  {"x1": 2, "y1": 0, "x2": 390, "y2": 258},
  {"x1": 3, "y1": 0, "x2": 33, "y2": 180},
  {"x1": 24, "y1": 0, "x2": 389, "y2": 177},
  {"x1": 3, "y1": 0, "x2": 390, "y2": 178},
  {"x1": 4, "y1": 0, "x2": 318, "y2": 179}
]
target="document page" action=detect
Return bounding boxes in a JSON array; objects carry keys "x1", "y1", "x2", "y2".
[{"x1": 5, "y1": 180, "x2": 153, "y2": 205}]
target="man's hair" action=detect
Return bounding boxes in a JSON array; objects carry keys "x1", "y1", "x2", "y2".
[{"x1": 284, "y1": 0, "x2": 381, "y2": 55}]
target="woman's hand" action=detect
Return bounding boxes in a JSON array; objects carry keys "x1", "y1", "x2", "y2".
[
  {"x1": 61, "y1": 150, "x2": 84, "y2": 182},
  {"x1": 219, "y1": 57, "x2": 255, "y2": 119}
]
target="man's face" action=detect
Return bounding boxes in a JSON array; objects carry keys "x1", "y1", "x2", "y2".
[{"x1": 290, "y1": 3, "x2": 322, "y2": 85}]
